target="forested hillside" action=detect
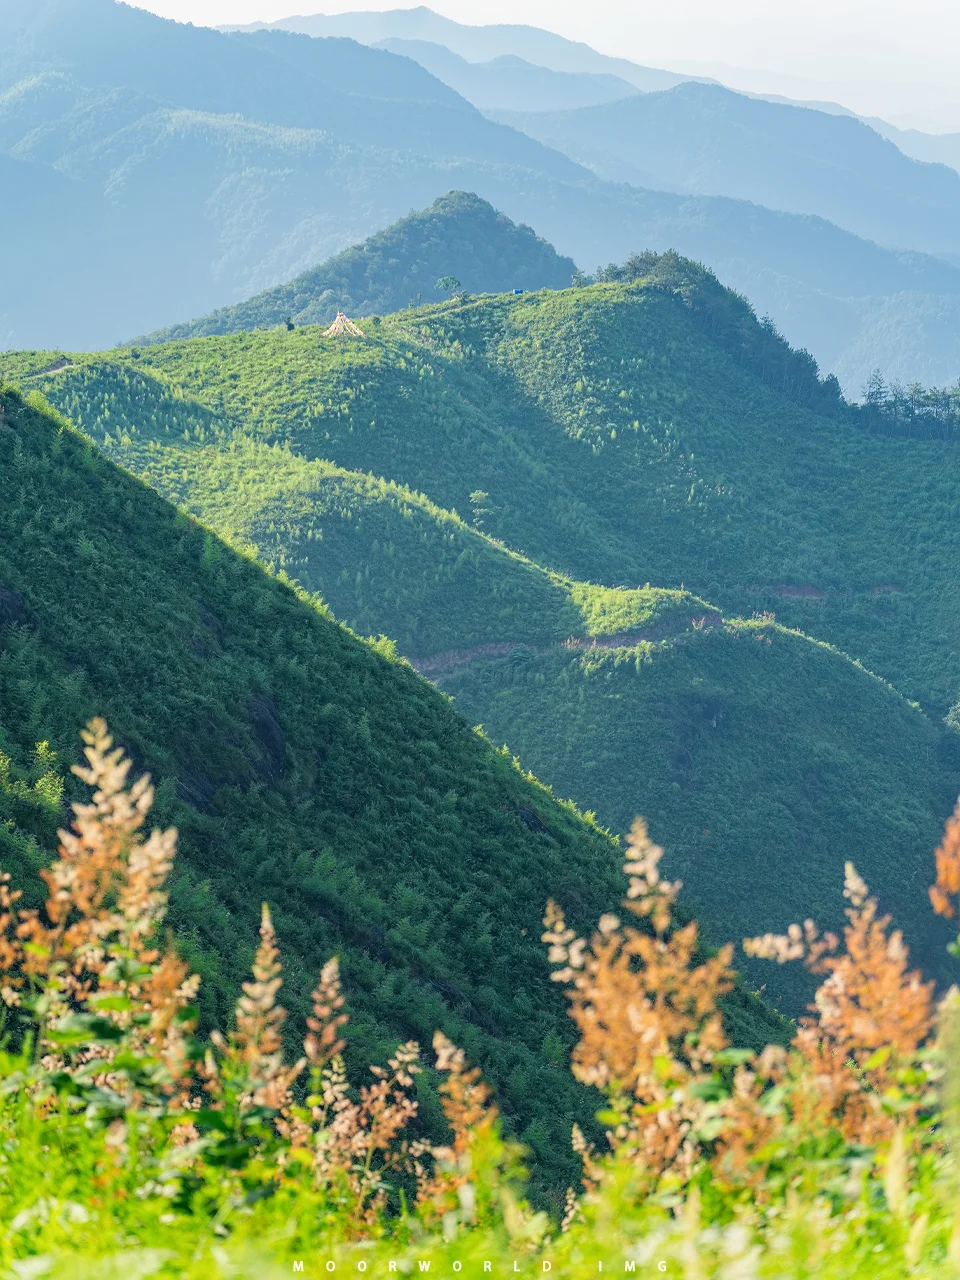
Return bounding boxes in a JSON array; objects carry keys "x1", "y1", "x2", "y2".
[
  {"x1": 140, "y1": 193, "x2": 577, "y2": 344},
  {"x1": 10, "y1": 265, "x2": 959, "y2": 709},
  {"x1": 0, "y1": 379, "x2": 796, "y2": 1195},
  {"x1": 7, "y1": 261, "x2": 960, "y2": 1012},
  {"x1": 444, "y1": 620, "x2": 958, "y2": 1010}
]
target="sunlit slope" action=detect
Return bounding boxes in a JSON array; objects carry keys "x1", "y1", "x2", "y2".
[
  {"x1": 442, "y1": 618, "x2": 959, "y2": 1012},
  {"x1": 9, "y1": 272, "x2": 960, "y2": 712},
  {"x1": 0, "y1": 382, "x2": 791, "y2": 1193}
]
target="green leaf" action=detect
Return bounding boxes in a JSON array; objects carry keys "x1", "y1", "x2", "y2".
[
  {"x1": 47, "y1": 1015, "x2": 124, "y2": 1046},
  {"x1": 195, "y1": 1108, "x2": 233, "y2": 1133},
  {"x1": 862, "y1": 1046, "x2": 891, "y2": 1072},
  {"x1": 713, "y1": 1048, "x2": 754, "y2": 1067},
  {"x1": 88, "y1": 994, "x2": 133, "y2": 1013}
]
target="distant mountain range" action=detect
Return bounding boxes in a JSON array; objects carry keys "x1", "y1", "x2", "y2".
[
  {"x1": 374, "y1": 38, "x2": 637, "y2": 113},
  {"x1": 4, "y1": 0, "x2": 960, "y2": 392},
  {"x1": 492, "y1": 82, "x2": 960, "y2": 265},
  {"x1": 224, "y1": 5, "x2": 695, "y2": 93}
]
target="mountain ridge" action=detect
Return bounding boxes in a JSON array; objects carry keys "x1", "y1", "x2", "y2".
[
  {"x1": 3, "y1": 2, "x2": 960, "y2": 389},
  {"x1": 136, "y1": 192, "x2": 578, "y2": 345},
  {"x1": 493, "y1": 81, "x2": 960, "y2": 264},
  {"x1": 223, "y1": 5, "x2": 698, "y2": 93}
]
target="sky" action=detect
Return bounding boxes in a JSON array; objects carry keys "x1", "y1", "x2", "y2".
[{"x1": 136, "y1": 0, "x2": 960, "y2": 130}]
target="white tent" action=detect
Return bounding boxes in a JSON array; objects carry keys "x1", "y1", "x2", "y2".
[{"x1": 323, "y1": 312, "x2": 365, "y2": 337}]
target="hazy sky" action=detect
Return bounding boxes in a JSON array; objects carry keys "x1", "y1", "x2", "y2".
[{"x1": 135, "y1": 0, "x2": 960, "y2": 129}]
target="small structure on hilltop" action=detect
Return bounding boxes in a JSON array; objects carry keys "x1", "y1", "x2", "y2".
[{"x1": 323, "y1": 312, "x2": 365, "y2": 338}]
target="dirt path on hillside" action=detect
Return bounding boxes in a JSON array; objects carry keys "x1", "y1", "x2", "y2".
[
  {"x1": 409, "y1": 609, "x2": 722, "y2": 678},
  {"x1": 23, "y1": 358, "x2": 74, "y2": 379}
]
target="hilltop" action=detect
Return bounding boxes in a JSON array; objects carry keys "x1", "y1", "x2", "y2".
[{"x1": 139, "y1": 193, "x2": 577, "y2": 344}]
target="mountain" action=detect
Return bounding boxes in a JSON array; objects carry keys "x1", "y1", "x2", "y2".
[
  {"x1": 0, "y1": 0, "x2": 587, "y2": 349},
  {"x1": 11, "y1": 266, "x2": 960, "y2": 714},
  {"x1": 373, "y1": 39, "x2": 637, "y2": 112},
  {"x1": 138, "y1": 192, "x2": 578, "y2": 344},
  {"x1": 493, "y1": 82, "x2": 960, "y2": 263},
  {"x1": 6, "y1": 3, "x2": 960, "y2": 390},
  {"x1": 227, "y1": 6, "x2": 694, "y2": 93},
  {"x1": 866, "y1": 117, "x2": 960, "y2": 176},
  {"x1": 7, "y1": 266, "x2": 960, "y2": 1011},
  {"x1": 441, "y1": 616, "x2": 957, "y2": 1013},
  {"x1": 0, "y1": 376, "x2": 794, "y2": 1197}
]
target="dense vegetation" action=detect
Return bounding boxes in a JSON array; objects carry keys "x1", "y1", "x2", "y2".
[
  {"x1": 138, "y1": 193, "x2": 577, "y2": 344},
  {"x1": 7, "y1": 263, "x2": 960, "y2": 1020},
  {"x1": 1, "y1": 720, "x2": 958, "y2": 1276},
  {"x1": 10, "y1": 266, "x2": 960, "y2": 711},
  {"x1": 0, "y1": 380, "x2": 794, "y2": 1198},
  {"x1": 444, "y1": 618, "x2": 958, "y2": 1010}
]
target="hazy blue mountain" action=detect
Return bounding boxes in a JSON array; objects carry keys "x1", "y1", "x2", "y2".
[
  {"x1": 0, "y1": 0, "x2": 591, "y2": 348},
  {"x1": 0, "y1": 3, "x2": 582, "y2": 173},
  {"x1": 138, "y1": 192, "x2": 578, "y2": 343},
  {"x1": 494, "y1": 83, "x2": 960, "y2": 263},
  {"x1": 866, "y1": 117, "x2": 960, "y2": 177},
  {"x1": 4, "y1": 0, "x2": 960, "y2": 391},
  {"x1": 374, "y1": 38, "x2": 636, "y2": 112},
  {"x1": 226, "y1": 6, "x2": 695, "y2": 92}
]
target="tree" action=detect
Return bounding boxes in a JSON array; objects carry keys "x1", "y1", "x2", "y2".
[
  {"x1": 469, "y1": 490, "x2": 492, "y2": 530},
  {"x1": 436, "y1": 276, "x2": 462, "y2": 299}
]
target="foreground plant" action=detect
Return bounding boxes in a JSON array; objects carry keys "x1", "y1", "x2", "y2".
[{"x1": 0, "y1": 720, "x2": 959, "y2": 1277}]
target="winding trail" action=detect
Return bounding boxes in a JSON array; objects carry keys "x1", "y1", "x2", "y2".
[{"x1": 409, "y1": 609, "x2": 722, "y2": 678}]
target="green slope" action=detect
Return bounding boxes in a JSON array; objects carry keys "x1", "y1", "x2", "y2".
[
  {"x1": 138, "y1": 192, "x2": 578, "y2": 345},
  {"x1": 440, "y1": 619, "x2": 958, "y2": 1012},
  {"x1": 9, "y1": 266, "x2": 960, "y2": 714},
  {"x1": 6, "y1": 265, "x2": 960, "y2": 1015},
  {"x1": 0, "y1": 380, "x2": 796, "y2": 1199}
]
